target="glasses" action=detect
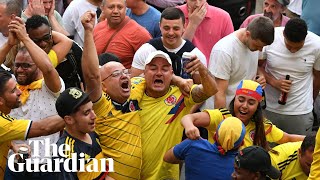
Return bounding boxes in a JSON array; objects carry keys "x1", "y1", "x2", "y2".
[
  {"x1": 14, "y1": 63, "x2": 35, "y2": 70},
  {"x1": 31, "y1": 31, "x2": 52, "y2": 44},
  {"x1": 102, "y1": 69, "x2": 130, "y2": 81}
]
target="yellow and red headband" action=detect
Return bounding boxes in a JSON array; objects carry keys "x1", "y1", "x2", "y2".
[{"x1": 235, "y1": 80, "x2": 263, "y2": 102}]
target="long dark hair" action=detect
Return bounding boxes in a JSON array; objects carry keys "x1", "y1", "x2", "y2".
[{"x1": 229, "y1": 97, "x2": 270, "y2": 151}]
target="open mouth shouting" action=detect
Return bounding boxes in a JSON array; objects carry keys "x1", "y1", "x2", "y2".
[
  {"x1": 120, "y1": 80, "x2": 130, "y2": 92},
  {"x1": 154, "y1": 78, "x2": 164, "y2": 87}
]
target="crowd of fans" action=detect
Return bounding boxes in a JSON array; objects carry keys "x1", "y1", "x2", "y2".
[{"x1": 0, "y1": 0, "x2": 320, "y2": 179}]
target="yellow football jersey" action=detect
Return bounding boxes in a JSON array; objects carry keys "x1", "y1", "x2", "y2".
[
  {"x1": 270, "y1": 141, "x2": 307, "y2": 180},
  {"x1": 0, "y1": 112, "x2": 31, "y2": 179},
  {"x1": 137, "y1": 83, "x2": 197, "y2": 180},
  {"x1": 204, "y1": 109, "x2": 284, "y2": 149},
  {"x1": 308, "y1": 129, "x2": 320, "y2": 180},
  {"x1": 92, "y1": 77, "x2": 145, "y2": 180}
]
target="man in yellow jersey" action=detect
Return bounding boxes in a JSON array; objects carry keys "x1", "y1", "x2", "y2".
[
  {"x1": 270, "y1": 132, "x2": 315, "y2": 180},
  {"x1": 308, "y1": 129, "x2": 320, "y2": 179},
  {"x1": 0, "y1": 16, "x2": 64, "y2": 179},
  {"x1": 80, "y1": 11, "x2": 145, "y2": 179},
  {"x1": 135, "y1": 50, "x2": 218, "y2": 179}
]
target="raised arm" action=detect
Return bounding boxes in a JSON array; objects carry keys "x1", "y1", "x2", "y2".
[
  {"x1": 9, "y1": 17, "x2": 61, "y2": 93},
  {"x1": 51, "y1": 31, "x2": 73, "y2": 63},
  {"x1": 187, "y1": 56, "x2": 218, "y2": 103},
  {"x1": 47, "y1": 0, "x2": 69, "y2": 36},
  {"x1": 81, "y1": 11, "x2": 102, "y2": 102},
  {"x1": 182, "y1": 3, "x2": 206, "y2": 41},
  {"x1": 0, "y1": 31, "x2": 18, "y2": 64}
]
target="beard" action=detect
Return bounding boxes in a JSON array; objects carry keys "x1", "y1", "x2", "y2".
[{"x1": 263, "y1": 11, "x2": 274, "y2": 21}]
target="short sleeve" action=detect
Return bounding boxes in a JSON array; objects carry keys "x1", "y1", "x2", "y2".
[
  {"x1": 130, "y1": 77, "x2": 146, "y2": 103},
  {"x1": 264, "y1": 121, "x2": 284, "y2": 143},
  {"x1": 48, "y1": 50, "x2": 59, "y2": 68},
  {"x1": 259, "y1": 46, "x2": 267, "y2": 60},
  {"x1": 54, "y1": 11, "x2": 65, "y2": 28},
  {"x1": 0, "y1": 114, "x2": 31, "y2": 143},
  {"x1": 62, "y1": 6, "x2": 75, "y2": 36},
  {"x1": 209, "y1": 50, "x2": 232, "y2": 80},
  {"x1": 203, "y1": 109, "x2": 225, "y2": 133},
  {"x1": 314, "y1": 49, "x2": 320, "y2": 71},
  {"x1": 173, "y1": 139, "x2": 193, "y2": 160}
]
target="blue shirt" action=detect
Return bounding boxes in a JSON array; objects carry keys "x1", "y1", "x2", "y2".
[
  {"x1": 301, "y1": 0, "x2": 320, "y2": 36},
  {"x1": 174, "y1": 138, "x2": 237, "y2": 180},
  {"x1": 126, "y1": 6, "x2": 161, "y2": 38}
]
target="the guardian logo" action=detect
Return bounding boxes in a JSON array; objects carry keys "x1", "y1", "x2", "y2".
[{"x1": 7, "y1": 138, "x2": 114, "y2": 173}]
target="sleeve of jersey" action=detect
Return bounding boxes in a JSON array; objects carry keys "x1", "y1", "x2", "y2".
[
  {"x1": 309, "y1": 129, "x2": 320, "y2": 180},
  {"x1": 48, "y1": 49, "x2": 59, "y2": 68},
  {"x1": 92, "y1": 94, "x2": 111, "y2": 118},
  {"x1": 0, "y1": 114, "x2": 32, "y2": 142},
  {"x1": 173, "y1": 139, "x2": 193, "y2": 160},
  {"x1": 264, "y1": 121, "x2": 284, "y2": 143},
  {"x1": 130, "y1": 77, "x2": 146, "y2": 102},
  {"x1": 202, "y1": 109, "x2": 225, "y2": 134}
]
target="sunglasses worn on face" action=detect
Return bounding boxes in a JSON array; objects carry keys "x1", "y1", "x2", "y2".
[
  {"x1": 14, "y1": 63, "x2": 35, "y2": 70},
  {"x1": 31, "y1": 32, "x2": 52, "y2": 44}
]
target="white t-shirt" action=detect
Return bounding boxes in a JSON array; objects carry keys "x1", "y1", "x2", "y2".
[
  {"x1": 62, "y1": 0, "x2": 98, "y2": 47},
  {"x1": 132, "y1": 39, "x2": 207, "y2": 70},
  {"x1": 10, "y1": 78, "x2": 65, "y2": 162},
  {"x1": 262, "y1": 27, "x2": 320, "y2": 115},
  {"x1": 0, "y1": 33, "x2": 7, "y2": 48},
  {"x1": 201, "y1": 33, "x2": 258, "y2": 110}
]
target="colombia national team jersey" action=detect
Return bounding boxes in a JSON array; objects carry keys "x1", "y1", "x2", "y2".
[
  {"x1": 0, "y1": 112, "x2": 31, "y2": 179},
  {"x1": 92, "y1": 77, "x2": 145, "y2": 180}
]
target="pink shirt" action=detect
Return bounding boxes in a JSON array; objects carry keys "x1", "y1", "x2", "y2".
[
  {"x1": 240, "y1": 13, "x2": 290, "y2": 28},
  {"x1": 177, "y1": 4, "x2": 234, "y2": 64}
]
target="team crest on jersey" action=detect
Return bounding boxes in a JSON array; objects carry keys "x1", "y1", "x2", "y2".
[
  {"x1": 131, "y1": 78, "x2": 143, "y2": 85},
  {"x1": 164, "y1": 95, "x2": 176, "y2": 106},
  {"x1": 249, "y1": 130, "x2": 255, "y2": 141},
  {"x1": 129, "y1": 101, "x2": 136, "y2": 111}
]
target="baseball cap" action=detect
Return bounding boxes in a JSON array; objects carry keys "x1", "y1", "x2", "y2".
[
  {"x1": 55, "y1": 87, "x2": 90, "y2": 118},
  {"x1": 235, "y1": 146, "x2": 281, "y2": 179},
  {"x1": 236, "y1": 80, "x2": 263, "y2": 102},
  {"x1": 145, "y1": 50, "x2": 172, "y2": 67},
  {"x1": 277, "y1": 0, "x2": 289, "y2": 6},
  {"x1": 216, "y1": 117, "x2": 246, "y2": 152}
]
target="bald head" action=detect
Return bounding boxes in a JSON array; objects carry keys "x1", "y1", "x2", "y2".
[{"x1": 100, "y1": 61, "x2": 125, "y2": 80}]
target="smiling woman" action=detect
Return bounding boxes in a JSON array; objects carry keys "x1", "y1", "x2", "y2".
[{"x1": 181, "y1": 79, "x2": 305, "y2": 151}]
